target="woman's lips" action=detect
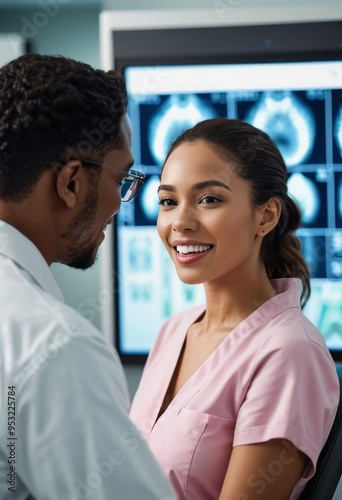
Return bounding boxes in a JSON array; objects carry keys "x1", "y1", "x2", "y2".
[{"x1": 172, "y1": 243, "x2": 213, "y2": 264}]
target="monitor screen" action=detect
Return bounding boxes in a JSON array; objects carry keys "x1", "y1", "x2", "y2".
[{"x1": 111, "y1": 55, "x2": 342, "y2": 363}]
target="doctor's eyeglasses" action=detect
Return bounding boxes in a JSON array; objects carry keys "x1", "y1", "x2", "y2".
[{"x1": 83, "y1": 160, "x2": 145, "y2": 202}]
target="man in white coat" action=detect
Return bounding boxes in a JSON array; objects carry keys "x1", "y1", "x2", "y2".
[{"x1": 0, "y1": 53, "x2": 175, "y2": 500}]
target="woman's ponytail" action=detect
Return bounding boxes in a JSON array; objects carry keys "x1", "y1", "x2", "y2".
[{"x1": 263, "y1": 195, "x2": 311, "y2": 308}]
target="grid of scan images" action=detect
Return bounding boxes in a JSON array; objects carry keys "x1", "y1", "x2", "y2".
[{"x1": 116, "y1": 62, "x2": 342, "y2": 355}]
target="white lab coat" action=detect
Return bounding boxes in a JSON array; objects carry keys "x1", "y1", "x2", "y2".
[{"x1": 0, "y1": 220, "x2": 175, "y2": 500}]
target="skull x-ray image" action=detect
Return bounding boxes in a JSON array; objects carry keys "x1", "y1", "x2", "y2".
[
  {"x1": 147, "y1": 94, "x2": 220, "y2": 164},
  {"x1": 337, "y1": 174, "x2": 342, "y2": 227},
  {"x1": 299, "y1": 235, "x2": 326, "y2": 278},
  {"x1": 331, "y1": 232, "x2": 342, "y2": 258},
  {"x1": 136, "y1": 175, "x2": 160, "y2": 224},
  {"x1": 335, "y1": 104, "x2": 342, "y2": 159},
  {"x1": 287, "y1": 173, "x2": 327, "y2": 227},
  {"x1": 245, "y1": 91, "x2": 316, "y2": 167},
  {"x1": 128, "y1": 235, "x2": 153, "y2": 271},
  {"x1": 124, "y1": 174, "x2": 161, "y2": 226}
]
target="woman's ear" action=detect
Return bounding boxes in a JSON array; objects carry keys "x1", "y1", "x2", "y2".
[
  {"x1": 55, "y1": 161, "x2": 83, "y2": 208},
  {"x1": 256, "y1": 197, "x2": 282, "y2": 237}
]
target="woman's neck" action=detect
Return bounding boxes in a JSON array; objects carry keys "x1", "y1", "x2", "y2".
[{"x1": 200, "y1": 271, "x2": 276, "y2": 335}]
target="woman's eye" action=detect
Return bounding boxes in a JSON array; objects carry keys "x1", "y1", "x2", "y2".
[
  {"x1": 200, "y1": 195, "x2": 221, "y2": 204},
  {"x1": 158, "y1": 198, "x2": 176, "y2": 206}
]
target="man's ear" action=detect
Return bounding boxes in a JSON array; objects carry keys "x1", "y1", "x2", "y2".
[
  {"x1": 55, "y1": 161, "x2": 84, "y2": 208},
  {"x1": 256, "y1": 197, "x2": 282, "y2": 237}
]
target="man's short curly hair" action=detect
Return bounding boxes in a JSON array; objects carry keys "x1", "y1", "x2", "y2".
[{"x1": 0, "y1": 53, "x2": 128, "y2": 201}]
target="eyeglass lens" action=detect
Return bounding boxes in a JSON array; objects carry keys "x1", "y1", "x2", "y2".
[{"x1": 121, "y1": 177, "x2": 138, "y2": 202}]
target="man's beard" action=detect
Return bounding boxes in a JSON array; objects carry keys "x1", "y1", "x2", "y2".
[
  {"x1": 61, "y1": 185, "x2": 99, "y2": 270},
  {"x1": 67, "y1": 245, "x2": 98, "y2": 270}
]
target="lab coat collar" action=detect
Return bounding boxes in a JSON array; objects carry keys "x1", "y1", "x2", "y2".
[{"x1": 0, "y1": 220, "x2": 64, "y2": 303}]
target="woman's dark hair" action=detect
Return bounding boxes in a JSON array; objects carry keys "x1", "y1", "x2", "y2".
[
  {"x1": 0, "y1": 53, "x2": 128, "y2": 201},
  {"x1": 164, "y1": 118, "x2": 311, "y2": 307}
]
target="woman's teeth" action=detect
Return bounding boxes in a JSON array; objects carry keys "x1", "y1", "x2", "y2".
[{"x1": 175, "y1": 245, "x2": 211, "y2": 254}]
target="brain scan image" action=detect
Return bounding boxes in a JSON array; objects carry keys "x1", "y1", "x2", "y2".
[
  {"x1": 139, "y1": 175, "x2": 161, "y2": 223},
  {"x1": 335, "y1": 104, "x2": 342, "y2": 159},
  {"x1": 287, "y1": 173, "x2": 320, "y2": 225},
  {"x1": 128, "y1": 236, "x2": 152, "y2": 272},
  {"x1": 338, "y1": 176, "x2": 342, "y2": 222},
  {"x1": 331, "y1": 232, "x2": 342, "y2": 258},
  {"x1": 298, "y1": 235, "x2": 326, "y2": 278},
  {"x1": 245, "y1": 91, "x2": 316, "y2": 167},
  {"x1": 148, "y1": 94, "x2": 217, "y2": 164}
]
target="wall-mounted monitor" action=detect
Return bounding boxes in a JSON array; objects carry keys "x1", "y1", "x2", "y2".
[{"x1": 100, "y1": 9, "x2": 342, "y2": 363}]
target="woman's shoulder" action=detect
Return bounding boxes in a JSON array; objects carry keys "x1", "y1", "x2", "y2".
[{"x1": 257, "y1": 305, "x2": 336, "y2": 370}]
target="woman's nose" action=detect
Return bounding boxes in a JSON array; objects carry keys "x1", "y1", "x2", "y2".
[{"x1": 172, "y1": 206, "x2": 199, "y2": 232}]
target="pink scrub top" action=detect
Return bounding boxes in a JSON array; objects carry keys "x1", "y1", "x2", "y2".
[{"x1": 130, "y1": 279, "x2": 340, "y2": 500}]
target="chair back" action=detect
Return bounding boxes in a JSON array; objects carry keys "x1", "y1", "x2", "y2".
[{"x1": 299, "y1": 366, "x2": 342, "y2": 500}]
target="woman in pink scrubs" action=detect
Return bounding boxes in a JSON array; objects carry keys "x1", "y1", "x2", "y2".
[{"x1": 130, "y1": 118, "x2": 339, "y2": 500}]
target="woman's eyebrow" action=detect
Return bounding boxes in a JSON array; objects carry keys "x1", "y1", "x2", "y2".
[
  {"x1": 192, "y1": 180, "x2": 232, "y2": 191},
  {"x1": 158, "y1": 179, "x2": 232, "y2": 193},
  {"x1": 158, "y1": 184, "x2": 175, "y2": 193}
]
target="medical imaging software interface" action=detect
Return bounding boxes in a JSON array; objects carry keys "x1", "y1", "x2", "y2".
[{"x1": 115, "y1": 61, "x2": 342, "y2": 356}]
